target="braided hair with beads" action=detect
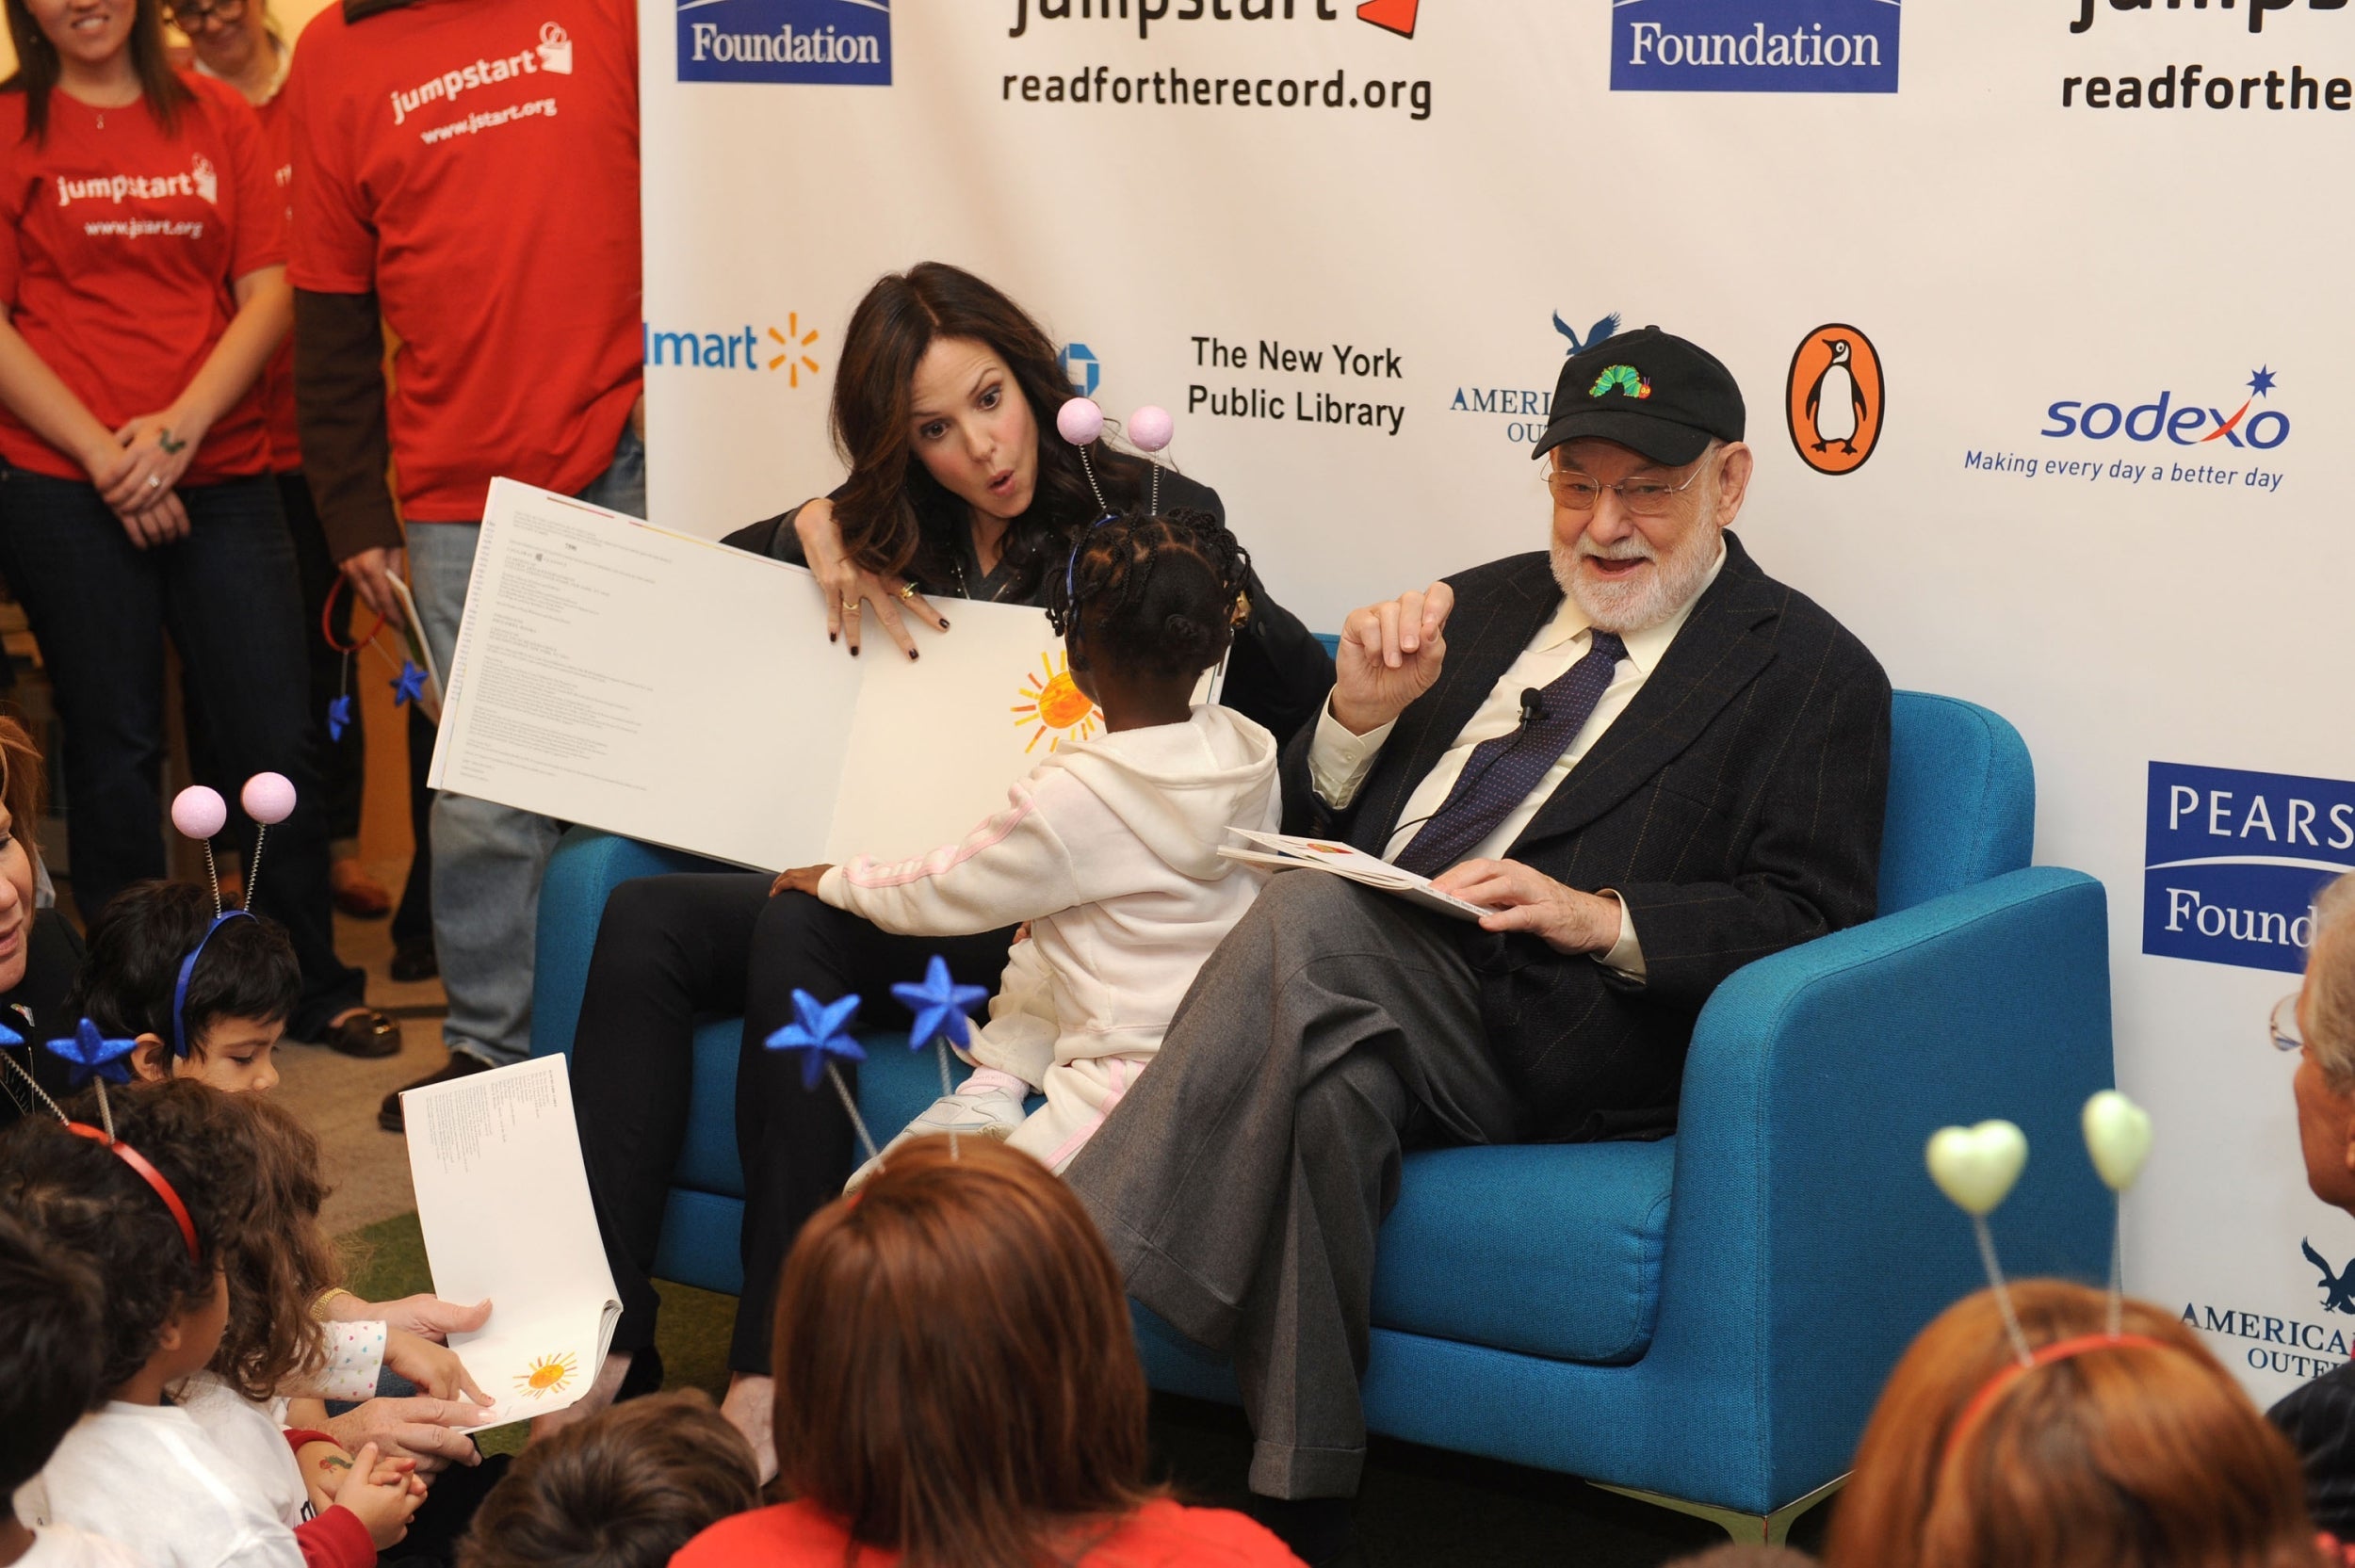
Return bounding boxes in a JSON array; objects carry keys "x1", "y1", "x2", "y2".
[{"x1": 1046, "y1": 506, "x2": 1252, "y2": 682}]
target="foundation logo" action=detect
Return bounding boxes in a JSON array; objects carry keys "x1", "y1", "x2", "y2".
[
  {"x1": 1613, "y1": 0, "x2": 1901, "y2": 94},
  {"x1": 2143, "y1": 761, "x2": 2355, "y2": 976},
  {"x1": 678, "y1": 0, "x2": 888, "y2": 85},
  {"x1": 642, "y1": 317, "x2": 823, "y2": 386},
  {"x1": 1786, "y1": 324, "x2": 1884, "y2": 476}
]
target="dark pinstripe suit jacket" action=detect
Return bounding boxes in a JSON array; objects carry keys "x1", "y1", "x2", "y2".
[{"x1": 1278, "y1": 530, "x2": 1891, "y2": 1142}]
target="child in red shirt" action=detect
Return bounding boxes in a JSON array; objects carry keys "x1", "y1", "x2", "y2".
[
  {"x1": 0, "y1": 0, "x2": 384, "y2": 1056},
  {"x1": 673, "y1": 1140, "x2": 1300, "y2": 1568}
]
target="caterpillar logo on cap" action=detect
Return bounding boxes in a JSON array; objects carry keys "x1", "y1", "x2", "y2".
[{"x1": 1588, "y1": 365, "x2": 1651, "y2": 400}]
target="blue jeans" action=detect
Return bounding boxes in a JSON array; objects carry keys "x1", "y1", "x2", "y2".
[
  {"x1": 0, "y1": 468, "x2": 365, "y2": 1033},
  {"x1": 409, "y1": 426, "x2": 644, "y2": 1065}
]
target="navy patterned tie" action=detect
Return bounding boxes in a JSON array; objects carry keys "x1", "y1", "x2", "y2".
[{"x1": 1393, "y1": 631, "x2": 1628, "y2": 878}]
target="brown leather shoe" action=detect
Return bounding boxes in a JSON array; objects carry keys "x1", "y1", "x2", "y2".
[
  {"x1": 331, "y1": 858, "x2": 393, "y2": 919},
  {"x1": 318, "y1": 1010, "x2": 402, "y2": 1059}
]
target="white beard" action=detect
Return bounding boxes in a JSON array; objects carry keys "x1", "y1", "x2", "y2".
[{"x1": 1552, "y1": 511, "x2": 1722, "y2": 635}]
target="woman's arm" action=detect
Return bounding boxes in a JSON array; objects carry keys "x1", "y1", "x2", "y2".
[
  {"x1": 109, "y1": 263, "x2": 290, "y2": 506},
  {"x1": 0, "y1": 309, "x2": 136, "y2": 493}
]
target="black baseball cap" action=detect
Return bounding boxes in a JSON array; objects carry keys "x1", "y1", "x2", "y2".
[{"x1": 1531, "y1": 325, "x2": 1746, "y2": 468}]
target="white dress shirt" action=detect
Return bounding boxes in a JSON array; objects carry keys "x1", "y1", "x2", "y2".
[{"x1": 1306, "y1": 543, "x2": 1727, "y2": 978}]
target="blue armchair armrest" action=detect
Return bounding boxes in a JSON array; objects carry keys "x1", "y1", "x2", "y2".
[
  {"x1": 533, "y1": 828, "x2": 736, "y2": 1061},
  {"x1": 1355, "y1": 865, "x2": 2113, "y2": 1515}
]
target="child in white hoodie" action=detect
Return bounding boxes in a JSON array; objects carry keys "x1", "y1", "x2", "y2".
[{"x1": 773, "y1": 506, "x2": 1279, "y2": 1177}]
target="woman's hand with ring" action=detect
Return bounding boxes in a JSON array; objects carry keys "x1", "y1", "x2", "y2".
[
  {"x1": 793, "y1": 497, "x2": 946, "y2": 660},
  {"x1": 102, "y1": 409, "x2": 203, "y2": 511}
]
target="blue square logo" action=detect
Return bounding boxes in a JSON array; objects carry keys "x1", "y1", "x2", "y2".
[
  {"x1": 678, "y1": 0, "x2": 890, "y2": 85},
  {"x1": 1611, "y1": 0, "x2": 1900, "y2": 94},
  {"x1": 2144, "y1": 761, "x2": 2355, "y2": 975}
]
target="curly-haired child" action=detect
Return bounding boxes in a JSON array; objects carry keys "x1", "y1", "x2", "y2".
[
  {"x1": 772, "y1": 506, "x2": 1280, "y2": 1178},
  {"x1": 2, "y1": 1081, "x2": 421, "y2": 1567}
]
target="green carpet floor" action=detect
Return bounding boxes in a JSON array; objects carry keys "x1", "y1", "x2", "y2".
[{"x1": 337, "y1": 1211, "x2": 1834, "y2": 1564}]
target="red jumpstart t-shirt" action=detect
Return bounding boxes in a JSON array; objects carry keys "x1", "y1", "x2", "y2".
[
  {"x1": 285, "y1": 0, "x2": 642, "y2": 523},
  {"x1": 0, "y1": 73, "x2": 284, "y2": 484},
  {"x1": 253, "y1": 88, "x2": 299, "y2": 472}
]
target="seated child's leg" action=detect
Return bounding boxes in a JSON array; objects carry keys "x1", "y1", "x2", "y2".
[
  {"x1": 842, "y1": 1072, "x2": 1030, "y2": 1192},
  {"x1": 1008, "y1": 1054, "x2": 1153, "y2": 1175}
]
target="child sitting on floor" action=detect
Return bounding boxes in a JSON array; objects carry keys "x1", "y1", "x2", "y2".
[
  {"x1": 0, "y1": 1209, "x2": 131, "y2": 1568},
  {"x1": 459, "y1": 1392, "x2": 759, "y2": 1568},
  {"x1": 3, "y1": 1081, "x2": 421, "y2": 1566},
  {"x1": 70, "y1": 879, "x2": 301, "y2": 1095},
  {"x1": 771, "y1": 506, "x2": 1280, "y2": 1179}
]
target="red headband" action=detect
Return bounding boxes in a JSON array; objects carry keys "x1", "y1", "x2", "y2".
[
  {"x1": 1941, "y1": 1332, "x2": 2170, "y2": 1467},
  {"x1": 66, "y1": 1123, "x2": 201, "y2": 1267}
]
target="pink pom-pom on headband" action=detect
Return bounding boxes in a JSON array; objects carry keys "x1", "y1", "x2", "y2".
[
  {"x1": 1129, "y1": 405, "x2": 1173, "y2": 454},
  {"x1": 1056, "y1": 397, "x2": 1105, "y2": 447},
  {"x1": 170, "y1": 786, "x2": 227, "y2": 842},
  {"x1": 240, "y1": 772, "x2": 296, "y2": 827}
]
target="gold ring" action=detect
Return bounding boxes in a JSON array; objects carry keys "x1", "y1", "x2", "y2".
[
  {"x1": 841, "y1": 597, "x2": 857, "y2": 613},
  {"x1": 896, "y1": 582, "x2": 918, "y2": 601}
]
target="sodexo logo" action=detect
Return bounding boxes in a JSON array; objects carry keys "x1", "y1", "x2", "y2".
[
  {"x1": 1613, "y1": 0, "x2": 1901, "y2": 94},
  {"x1": 1060, "y1": 343, "x2": 1100, "y2": 398},
  {"x1": 2143, "y1": 761, "x2": 2355, "y2": 976},
  {"x1": 677, "y1": 0, "x2": 888, "y2": 85},
  {"x1": 2043, "y1": 366, "x2": 2288, "y2": 451}
]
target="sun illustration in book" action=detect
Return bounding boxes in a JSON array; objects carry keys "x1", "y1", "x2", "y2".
[
  {"x1": 515, "y1": 1350, "x2": 579, "y2": 1400},
  {"x1": 1013, "y1": 652, "x2": 1097, "y2": 753}
]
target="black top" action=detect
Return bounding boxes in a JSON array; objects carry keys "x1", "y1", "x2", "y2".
[
  {"x1": 2273, "y1": 1361, "x2": 2355, "y2": 1536},
  {"x1": 0, "y1": 909, "x2": 89, "y2": 1130},
  {"x1": 723, "y1": 471, "x2": 1336, "y2": 746}
]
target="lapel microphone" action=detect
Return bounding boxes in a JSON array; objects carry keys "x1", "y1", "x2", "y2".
[{"x1": 1519, "y1": 687, "x2": 1547, "y2": 729}]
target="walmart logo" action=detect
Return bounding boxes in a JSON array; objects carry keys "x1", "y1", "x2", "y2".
[{"x1": 643, "y1": 317, "x2": 823, "y2": 386}]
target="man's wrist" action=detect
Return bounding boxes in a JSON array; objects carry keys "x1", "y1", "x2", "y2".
[{"x1": 1327, "y1": 691, "x2": 1396, "y2": 737}]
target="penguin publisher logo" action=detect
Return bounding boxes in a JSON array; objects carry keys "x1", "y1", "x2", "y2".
[{"x1": 1786, "y1": 324, "x2": 1883, "y2": 477}]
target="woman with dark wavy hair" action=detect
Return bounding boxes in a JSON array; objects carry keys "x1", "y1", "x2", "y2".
[{"x1": 560, "y1": 263, "x2": 1334, "y2": 1467}]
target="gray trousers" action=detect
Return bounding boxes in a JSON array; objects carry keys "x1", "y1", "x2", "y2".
[{"x1": 1064, "y1": 871, "x2": 1523, "y2": 1499}]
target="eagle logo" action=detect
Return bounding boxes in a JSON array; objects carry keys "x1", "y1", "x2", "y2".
[
  {"x1": 1553, "y1": 310, "x2": 1620, "y2": 357},
  {"x1": 2302, "y1": 1237, "x2": 2355, "y2": 1315}
]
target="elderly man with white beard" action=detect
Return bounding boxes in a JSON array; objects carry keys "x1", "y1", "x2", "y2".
[{"x1": 1061, "y1": 327, "x2": 1894, "y2": 1568}]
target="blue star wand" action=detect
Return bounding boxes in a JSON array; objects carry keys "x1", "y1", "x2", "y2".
[
  {"x1": 43, "y1": 1019, "x2": 138, "y2": 1139},
  {"x1": 892, "y1": 956, "x2": 989, "y2": 1157},
  {"x1": 765, "y1": 991, "x2": 881, "y2": 1166}
]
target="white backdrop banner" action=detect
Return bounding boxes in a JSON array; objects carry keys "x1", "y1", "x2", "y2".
[{"x1": 640, "y1": 0, "x2": 2355, "y2": 1402}]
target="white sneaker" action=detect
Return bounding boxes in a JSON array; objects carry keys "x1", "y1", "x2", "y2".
[{"x1": 845, "y1": 1087, "x2": 1028, "y2": 1191}]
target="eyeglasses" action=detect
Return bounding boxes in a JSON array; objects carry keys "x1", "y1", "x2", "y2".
[
  {"x1": 2271, "y1": 992, "x2": 2304, "y2": 1053},
  {"x1": 1545, "y1": 463, "x2": 1705, "y2": 518},
  {"x1": 164, "y1": 0, "x2": 247, "y2": 29}
]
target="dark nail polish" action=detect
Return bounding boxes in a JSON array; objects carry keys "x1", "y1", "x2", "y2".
[
  {"x1": 829, "y1": 633, "x2": 837, "y2": 644},
  {"x1": 908, "y1": 649, "x2": 919, "y2": 661},
  {"x1": 850, "y1": 646, "x2": 860, "y2": 657},
  {"x1": 938, "y1": 619, "x2": 950, "y2": 631}
]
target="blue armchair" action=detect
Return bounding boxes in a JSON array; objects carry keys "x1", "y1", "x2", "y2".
[{"x1": 531, "y1": 689, "x2": 2113, "y2": 1543}]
